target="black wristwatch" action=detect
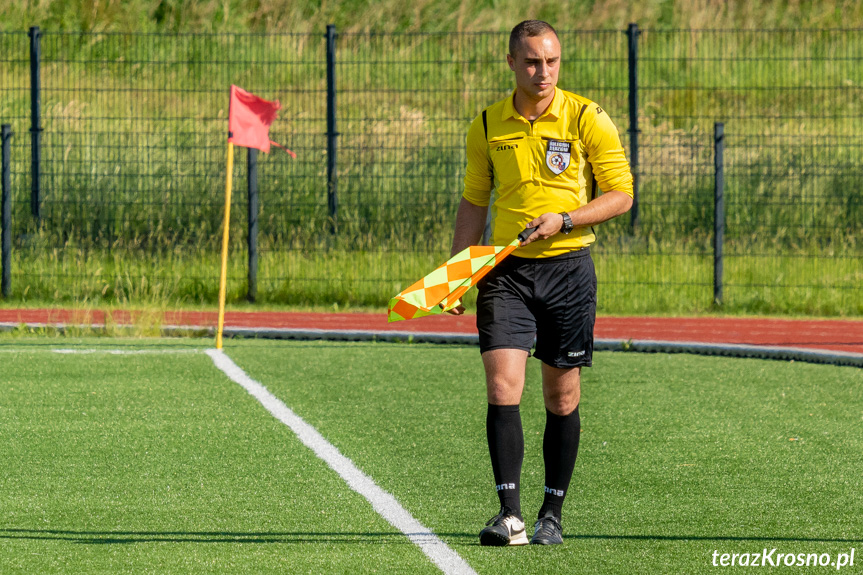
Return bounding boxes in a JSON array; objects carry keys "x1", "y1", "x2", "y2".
[{"x1": 559, "y1": 211, "x2": 573, "y2": 234}]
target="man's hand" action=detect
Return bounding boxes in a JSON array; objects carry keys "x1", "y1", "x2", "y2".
[
  {"x1": 521, "y1": 212, "x2": 564, "y2": 245},
  {"x1": 520, "y1": 191, "x2": 633, "y2": 246},
  {"x1": 444, "y1": 301, "x2": 466, "y2": 316}
]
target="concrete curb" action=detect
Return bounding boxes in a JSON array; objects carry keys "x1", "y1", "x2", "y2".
[
  {"x1": 593, "y1": 338, "x2": 863, "y2": 368},
  {"x1": 217, "y1": 326, "x2": 863, "y2": 367}
]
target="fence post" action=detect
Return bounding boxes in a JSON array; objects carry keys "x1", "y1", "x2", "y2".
[
  {"x1": 325, "y1": 24, "x2": 339, "y2": 234},
  {"x1": 247, "y1": 147, "x2": 259, "y2": 302},
  {"x1": 28, "y1": 26, "x2": 42, "y2": 221},
  {"x1": 2, "y1": 124, "x2": 12, "y2": 298},
  {"x1": 626, "y1": 23, "x2": 640, "y2": 232},
  {"x1": 714, "y1": 122, "x2": 725, "y2": 306}
]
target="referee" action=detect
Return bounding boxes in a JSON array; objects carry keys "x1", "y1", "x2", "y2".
[{"x1": 447, "y1": 20, "x2": 633, "y2": 546}]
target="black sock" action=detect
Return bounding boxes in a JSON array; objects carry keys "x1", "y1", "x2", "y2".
[
  {"x1": 486, "y1": 403, "x2": 523, "y2": 517},
  {"x1": 539, "y1": 405, "x2": 581, "y2": 521}
]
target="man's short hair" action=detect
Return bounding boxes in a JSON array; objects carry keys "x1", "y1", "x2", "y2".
[{"x1": 509, "y1": 20, "x2": 559, "y2": 56}]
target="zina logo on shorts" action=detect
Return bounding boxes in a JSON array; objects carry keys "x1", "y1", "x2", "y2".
[{"x1": 568, "y1": 350, "x2": 585, "y2": 357}]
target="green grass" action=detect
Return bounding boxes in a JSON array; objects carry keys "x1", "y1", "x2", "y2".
[
  {"x1": 0, "y1": 339, "x2": 441, "y2": 574},
  {"x1": 3, "y1": 0, "x2": 863, "y2": 33},
  {"x1": 1, "y1": 338, "x2": 861, "y2": 573}
]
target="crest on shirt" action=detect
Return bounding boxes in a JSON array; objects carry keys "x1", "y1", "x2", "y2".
[{"x1": 546, "y1": 140, "x2": 571, "y2": 175}]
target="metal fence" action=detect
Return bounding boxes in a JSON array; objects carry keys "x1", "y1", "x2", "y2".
[{"x1": 0, "y1": 27, "x2": 860, "y2": 315}]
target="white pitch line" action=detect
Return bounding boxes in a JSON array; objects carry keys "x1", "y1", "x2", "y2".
[
  {"x1": 0, "y1": 348, "x2": 203, "y2": 354},
  {"x1": 51, "y1": 348, "x2": 203, "y2": 355},
  {"x1": 205, "y1": 348, "x2": 477, "y2": 575}
]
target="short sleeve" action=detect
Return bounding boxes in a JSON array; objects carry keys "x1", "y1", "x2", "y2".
[
  {"x1": 462, "y1": 114, "x2": 492, "y2": 207},
  {"x1": 580, "y1": 105, "x2": 634, "y2": 197}
]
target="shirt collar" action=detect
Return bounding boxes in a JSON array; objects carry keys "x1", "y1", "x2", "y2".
[{"x1": 502, "y1": 87, "x2": 562, "y2": 123}]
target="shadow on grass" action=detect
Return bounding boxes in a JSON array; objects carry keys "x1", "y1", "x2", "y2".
[
  {"x1": 0, "y1": 528, "x2": 424, "y2": 545},
  {"x1": 2, "y1": 528, "x2": 861, "y2": 546}
]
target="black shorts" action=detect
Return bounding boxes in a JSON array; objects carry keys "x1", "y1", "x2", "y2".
[{"x1": 476, "y1": 248, "x2": 596, "y2": 368}]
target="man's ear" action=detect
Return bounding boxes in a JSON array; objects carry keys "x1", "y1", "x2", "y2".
[{"x1": 506, "y1": 54, "x2": 515, "y2": 71}]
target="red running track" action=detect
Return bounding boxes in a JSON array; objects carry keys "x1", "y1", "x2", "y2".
[{"x1": 1, "y1": 308, "x2": 862, "y2": 355}]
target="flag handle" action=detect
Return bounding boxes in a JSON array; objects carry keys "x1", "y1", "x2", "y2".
[
  {"x1": 518, "y1": 226, "x2": 537, "y2": 243},
  {"x1": 216, "y1": 142, "x2": 234, "y2": 349}
]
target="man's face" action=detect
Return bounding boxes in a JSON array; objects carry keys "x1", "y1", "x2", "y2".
[{"x1": 507, "y1": 33, "x2": 561, "y2": 103}]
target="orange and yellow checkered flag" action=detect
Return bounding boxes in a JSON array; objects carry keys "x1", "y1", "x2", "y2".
[{"x1": 387, "y1": 228, "x2": 535, "y2": 322}]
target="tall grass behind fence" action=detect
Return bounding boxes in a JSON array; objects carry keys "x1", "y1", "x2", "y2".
[
  {"x1": 0, "y1": 28, "x2": 860, "y2": 314},
  {"x1": 595, "y1": 28, "x2": 863, "y2": 314},
  {"x1": 3, "y1": 32, "x2": 326, "y2": 303}
]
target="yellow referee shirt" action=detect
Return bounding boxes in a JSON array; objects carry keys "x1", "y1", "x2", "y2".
[{"x1": 463, "y1": 88, "x2": 633, "y2": 258}]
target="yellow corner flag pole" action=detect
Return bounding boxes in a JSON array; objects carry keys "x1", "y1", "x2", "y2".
[{"x1": 216, "y1": 141, "x2": 234, "y2": 349}]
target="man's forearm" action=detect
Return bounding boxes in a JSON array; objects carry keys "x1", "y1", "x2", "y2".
[
  {"x1": 522, "y1": 190, "x2": 633, "y2": 245},
  {"x1": 569, "y1": 190, "x2": 633, "y2": 228},
  {"x1": 450, "y1": 197, "x2": 489, "y2": 256}
]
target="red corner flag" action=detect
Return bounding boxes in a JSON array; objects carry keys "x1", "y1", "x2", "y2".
[{"x1": 228, "y1": 85, "x2": 294, "y2": 157}]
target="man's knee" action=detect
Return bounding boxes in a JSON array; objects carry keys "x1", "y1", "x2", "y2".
[
  {"x1": 486, "y1": 376, "x2": 524, "y2": 405},
  {"x1": 483, "y1": 349, "x2": 528, "y2": 404},
  {"x1": 545, "y1": 394, "x2": 579, "y2": 416},
  {"x1": 542, "y1": 366, "x2": 581, "y2": 415}
]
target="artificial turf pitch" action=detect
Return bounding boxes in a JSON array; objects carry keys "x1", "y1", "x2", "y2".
[{"x1": 1, "y1": 338, "x2": 861, "y2": 574}]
